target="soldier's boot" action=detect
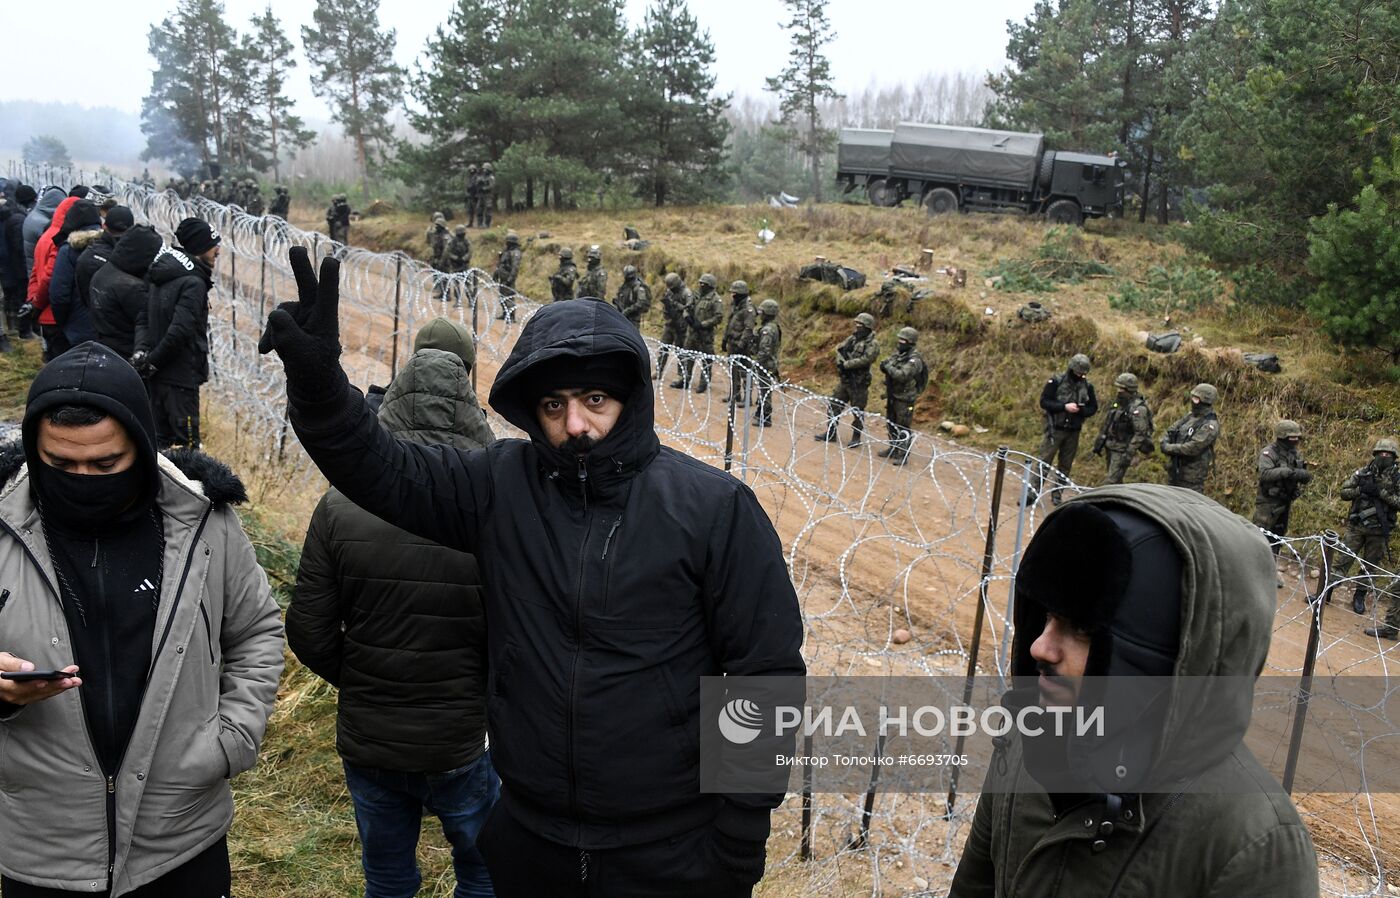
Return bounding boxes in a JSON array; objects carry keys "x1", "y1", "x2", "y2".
[
  {"x1": 654, "y1": 352, "x2": 669, "y2": 382},
  {"x1": 1364, "y1": 624, "x2": 1400, "y2": 640},
  {"x1": 814, "y1": 419, "x2": 838, "y2": 442},
  {"x1": 888, "y1": 440, "x2": 911, "y2": 466},
  {"x1": 694, "y1": 362, "x2": 711, "y2": 394},
  {"x1": 877, "y1": 424, "x2": 898, "y2": 457},
  {"x1": 1352, "y1": 586, "x2": 1369, "y2": 616},
  {"x1": 669, "y1": 360, "x2": 689, "y2": 390},
  {"x1": 847, "y1": 414, "x2": 865, "y2": 449}
]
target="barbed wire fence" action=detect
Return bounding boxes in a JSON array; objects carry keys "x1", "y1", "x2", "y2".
[{"x1": 10, "y1": 161, "x2": 1400, "y2": 896}]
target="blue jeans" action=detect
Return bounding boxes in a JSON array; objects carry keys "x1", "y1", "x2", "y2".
[{"x1": 343, "y1": 751, "x2": 500, "y2": 898}]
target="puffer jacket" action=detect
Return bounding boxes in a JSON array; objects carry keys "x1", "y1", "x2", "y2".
[
  {"x1": 0, "y1": 345, "x2": 283, "y2": 896},
  {"x1": 949, "y1": 484, "x2": 1318, "y2": 898},
  {"x1": 89, "y1": 226, "x2": 163, "y2": 358},
  {"x1": 49, "y1": 226, "x2": 103, "y2": 343},
  {"x1": 286, "y1": 299, "x2": 806, "y2": 850},
  {"x1": 288, "y1": 340, "x2": 495, "y2": 772},
  {"x1": 21, "y1": 187, "x2": 64, "y2": 277},
  {"x1": 141, "y1": 245, "x2": 211, "y2": 388}
]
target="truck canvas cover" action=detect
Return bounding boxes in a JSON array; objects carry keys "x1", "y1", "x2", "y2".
[
  {"x1": 890, "y1": 123, "x2": 1044, "y2": 190},
  {"x1": 838, "y1": 129, "x2": 894, "y2": 175}
]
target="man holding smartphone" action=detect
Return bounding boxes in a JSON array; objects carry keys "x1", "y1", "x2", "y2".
[
  {"x1": 0, "y1": 341, "x2": 284, "y2": 897},
  {"x1": 260, "y1": 249, "x2": 805, "y2": 897}
]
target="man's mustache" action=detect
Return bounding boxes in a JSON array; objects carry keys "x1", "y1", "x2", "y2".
[{"x1": 562, "y1": 434, "x2": 596, "y2": 454}]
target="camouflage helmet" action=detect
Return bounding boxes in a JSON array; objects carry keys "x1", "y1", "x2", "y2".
[
  {"x1": 729, "y1": 280, "x2": 750, "y2": 296},
  {"x1": 333, "y1": 193, "x2": 347, "y2": 202},
  {"x1": 622, "y1": 264, "x2": 638, "y2": 278},
  {"x1": 433, "y1": 212, "x2": 446, "y2": 223},
  {"x1": 275, "y1": 185, "x2": 287, "y2": 194},
  {"x1": 1373, "y1": 438, "x2": 1400, "y2": 456},
  {"x1": 699, "y1": 273, "x2": 718, "y2": 289},
  {"x1": 854, "y1": 312, "x2": 876, "y2": 329},
  {"x1": 586, "y1": 245, "x2": 602, "y2": 261},
  {"x1": 482, "y1": 162, "x2": 494, "y2": 173},
  {"x1": 505, "y1": 229, "x2": 519, "y2": 244},
  {"x1": 1068, "y1": 353, "x2": 1092, "y2": 375},
  {"x1": 468, "y1": 164, "x2": 478, "y2": 172},
  {"x1": 1190, "y1": 383, "x2": 1218, "y2": 404},
  {"x1": 245, "y1": 178, "x2": 256, "y2": 187},
  {"x1": 759, "y1": 299, "x2": 780, "y2": 317},
  {"x1": 1274, "y1": 419, "x2": 1302, "y2": 440},
  {"x1": 559, "y1": 247, "x2": 574, "y2": 260},
  {"x1": 454, "y1": 224, "x2": 467, "y2": 235},
  {"x1": 897, "y1": 326, "x2": 919, "y2": 344},
  {"x1": 1113, "y1": 372, "x2": 1139, "y2": 392},
  {"x1": 664, "y1": 272, "x2": 682, "y2": 288}
]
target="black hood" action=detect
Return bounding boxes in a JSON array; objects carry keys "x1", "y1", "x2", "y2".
[
  {"x1": 489, "y1": 300, "x2": 659, "y2": 491},
  {"x1": 111, "y1": 225, "x2": 163, "y2": 277},
  {"x1": 147, "y1": 245, "x2": 210, "y2": 287},
  {"x1": 55, "y1": 200, "x2": 101, "y2": 246},
  {"x1": 21, "y1": 342, "x2": 161, "y2": 515}
]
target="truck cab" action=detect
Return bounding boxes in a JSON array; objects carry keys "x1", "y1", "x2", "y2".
[{"x1": 1044, "y1": 152, "x2": 1126, "y2": 224}]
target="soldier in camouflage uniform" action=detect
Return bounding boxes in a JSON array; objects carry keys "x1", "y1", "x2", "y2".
[
  {"x1": 1033, "y1": 354, "x2": 1099, "y2": 501},
  {"x1": 751, "y1": 299, "x2": 782, "y2": 427},
  {"x1": 464, "y1": 164, "x2": 480, "y2": 228},
  {"x1": 1159, "y1": 383, "x2": 1221, "y2": 494},
  {"x1": 426, "y1": 213, "x2": 450, "y2": 268},
  {"x1": 326, "y1": 194, "x2": 352, "y2": 244},
  {"x1": 577, "y1": 246, "x2": 608, "y2": 299},
  {"x1": 493, "y1": 230, "x2": 524, "y2": 320},
  {"x1": 655, "y1": 272, "x2": 692, "y2": 382},
  {"x1": 675, "y1": 273, "x2": 724, "y2": 393},
  {"x1": 244, "y1": 179, "x2": 265, "y2": 215},
  {"x1": 550, "y1": 247, "x2": 579, "y2": 302},
  {"x1": 1333, "y1": 439, "x2": 1400, "y2": 626},
  {"x1": 1092, "y1": 372, "x2": 1153, "y2": 485},
  {"x1": 1252, "y1": 420, "x2": 1312, "y2": 549},
  {"x1": 441, "y1": 224, "x2": 473, "y2": 308},
  {"x1": 175, "y1": 177, "x2": 191, "y2": 200},
  {"x1": 613, "y1": 265, "x2": 651, "y2": 329},
  {"x1": 721, "y1": 281, "x2": 756, "y2": 403},
  {"x1": 877, "y1": 327, "x2": 929, "y2": 465},
  {"x1": 269, "y1": 186, "x2": 290, "y2": 220},
  {"x1": 475, "y1": 163, "x2": 496, "y2": 227},
  {"x1": 815, "y1": 312, "x2": 879, "y2": 448}
]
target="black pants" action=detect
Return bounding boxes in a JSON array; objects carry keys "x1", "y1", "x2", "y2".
[
  {"x1": 148, "y1": 381, "x2": 201, "y2": 448},
  {"x1": 2, "y1": 836, "x2": 229, "y2": 897},
  {"x1": 476, "y1": 803, "x2": 754, "y2": 898},
  {"x1": 39, "y1": 324, "x2": 69, "y2": 362}
]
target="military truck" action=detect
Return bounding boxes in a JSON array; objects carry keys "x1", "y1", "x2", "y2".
[{"x1": 836, "y1": 123, "x2": 1125, "y2": 225}]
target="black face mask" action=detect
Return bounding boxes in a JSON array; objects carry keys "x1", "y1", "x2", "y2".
[
  {"x1": 36, "y1": 464, "x2": 146, "y2": 530},
  {"x1": 1377, "y1": 454, "x2": 1396, "y2": 472}
]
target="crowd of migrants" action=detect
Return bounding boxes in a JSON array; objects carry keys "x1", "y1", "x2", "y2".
[{"x1": 0, "y1": 170, "x2": 1355, "y2": 897}]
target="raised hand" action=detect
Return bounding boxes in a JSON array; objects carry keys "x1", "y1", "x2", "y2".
[{"x1": 259, "y1": 246, "x2": 345, "y2": 398}]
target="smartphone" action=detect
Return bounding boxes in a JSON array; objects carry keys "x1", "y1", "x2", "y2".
[{"x1": 1, "y1": 670, "x2": 80, "y2": 682}]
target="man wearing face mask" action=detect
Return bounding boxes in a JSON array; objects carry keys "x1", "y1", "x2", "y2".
[
  {"x1": 258, "y1": 248, "x2": 805, "y2": 896},
  {"x1": 949, "y1": 483, "x2": 1318, "y2": 898},
  {"x1": 1334, "y1": 439, "x2": 1400, "y2": 627},
  {"x1": 1031, "y1": 353, "x2": 1098, "y2": 503},
  {"x1": 1159, "y1": 382, "x2": 1220, "y2": 493},
  {"x1": 0, "y1": 341, "x2": 283, "y2": 897}
]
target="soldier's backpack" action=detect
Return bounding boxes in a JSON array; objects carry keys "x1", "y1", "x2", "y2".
[
  {"x1": 914, "y1": 356, "x2": 931, "y2": 396},
  {"x1": 1017, "y1": 301, "x2": 1052, "y2": 323},
  {"x1": 838, "y1": 267, "x2": 867, "y2": 290},
  {"x1": 1145, "y1": 332, "x2": 1182, "y2": 353},
  {"x1": 1243, "y1": 352, "x2": 1282, "y2": 374},
  {"x1": 1136, "y1": 400, "x2": 1157, "y2": 452}
]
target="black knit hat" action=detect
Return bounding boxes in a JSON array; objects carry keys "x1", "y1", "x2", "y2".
[
  {"x1": 175, "y1": 217, "x2": 221, "y2": 255},
  {"x1": 15, "y1": 185, "x2": 36, "y2": 205},
  {"x1": 104, "y1": 206, "x2": 135, "y2": 233}
]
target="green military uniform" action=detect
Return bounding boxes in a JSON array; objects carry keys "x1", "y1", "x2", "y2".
[
  {"x1": 613, "y1": 266, "x2": 651, "y2": 329},
  {"x1": 577, "y1": 247, "x2": 607, "y2": 300},
  {"x1": 1034, "y1": 354, "x2": 1099, "y2": 500},
  {"x1": 815, "y1": 313, "x2": 879, "y2": 448},
  {"x1": 1337, "y1": 440, "x2": 1400, "y2": 625},
  {"x1": 1251, "y1": 420, "x2": 1310, "y2": 548},
  {"x1": 269, "y1": 187, "x2": 290, "y2": 220},
  {"x1": 426, "y1": 215, "x2": 449, "y2": 268},
  {"x1": 326, "y1": 195, "x2": 351, "y2": 244},
  {"x1": 751, "y1": 300, "x2": 782, "y2": 427},
  {"x1": 877, "y1": 327, "x2": 929, "y2": 465},
  {"x1": 1160, "y1": 384, "x2": 1221, "y2": 494},
  {"x1": 243, "y1": 180, "x2": 264, "y2": 216},
  {"x1": 721, "y1": 282, "x2": 756, "y2": 403},
  {"x1": 655, "y1": 274, "x2": 692, "y2": 381},
  {"x1": 1093, "y1": 372, "x2": 1152, "y2": 485},
  {"x1": 445, "y1": 226, "x2": 472, "y2": 272},
  {"x1": 676, "y1": 274, "x2": 724, "y2": 393},
  {"x1": 464, "y1": 165, "x2": 479, "y2": 228},
  {"x1": 550, "y1": 248, "x2": 578, "y2": 302},
  {"x1": 493, "y1": 231, "x2": 523, "y2": 320},
  {"x1": 475, "y1": 163, "x2": 495, "y2": 227}
]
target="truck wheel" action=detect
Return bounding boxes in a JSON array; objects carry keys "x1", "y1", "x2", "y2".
[
  {"x1": 866, "y1": 179, "x2": 896, "y2": 207},
  {"x1": 1046, "y1": 199, "x2": 1082, "y2": 226},
  {"x1": 1038, "y1": 151, "x2": 1057, "y2": 190},
  {"x1": 923, "y1": 188, "x2": 958, "y2": 216}
]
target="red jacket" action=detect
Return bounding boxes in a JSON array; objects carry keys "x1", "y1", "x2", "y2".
[{"x1": 28, "y1": 196, "x2": 79, "y2": 325}]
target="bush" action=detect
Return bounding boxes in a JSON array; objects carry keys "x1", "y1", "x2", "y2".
[
  {"x1": 986, "y1": 227, "x2": 1114, "y2": 293},
  {"x1": 1108, "y1": 263, "x2": 1222, "y2": 316}
]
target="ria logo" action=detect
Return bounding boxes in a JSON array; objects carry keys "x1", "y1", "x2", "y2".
[{"x1": 718, "y1": 698, "x2": 763, "y2": 745}]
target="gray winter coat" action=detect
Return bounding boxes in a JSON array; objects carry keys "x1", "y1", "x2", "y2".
[
  {"x1": 0, "y1": 450, "x2": 284, "y2": 895},
  {"x1": 21, "y1": 187, "x2": 65, "y2": 277}
]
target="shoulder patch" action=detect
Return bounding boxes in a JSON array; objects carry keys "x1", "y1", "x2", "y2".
[
  {"x1": 1263, "y1": 449, "x2": 1273, "y2": 457},
  {"x1": 1131, "y1": 408, "x2": 1142, "y2": 415}
]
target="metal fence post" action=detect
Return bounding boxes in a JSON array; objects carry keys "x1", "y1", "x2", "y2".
[
  {"x1": 1283, "y1": 532, "x2": 1337, "y2": 794},
  {"x1": 724, "y1": 360, "x2": 737, "y2": 473},
  {"x1": 800, "y1": 731, "x2": 814, "y2": 861},
  {"x1": 947, "y1": 446, "x2": 1010, "y2": 817},
  {"x1": 470, "y1": 274, "x2": 480, "y2": 394},
  {"x1": 390, "y1": 254, "x2": 404, "y2": 378},
  {"x1": 850, "y1": 732, "x2": 888, "y2": 849},
  {"x1": 229, "y1": 232, "x2": 238, "y2": 350},
  {"x1": 258, "y1": 219, "x2": 268, "y2": 326}
]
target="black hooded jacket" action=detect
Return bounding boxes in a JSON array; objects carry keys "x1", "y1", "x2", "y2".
[
  {"x1": 89, "y1": 226, "x2": 163, "y2": 358},
  {"x1": 288, "y1": 299, "x2": 806, "y2": 849},
  {"x1": 141, "y1": 245, "x2": 211, "y2": 388}
]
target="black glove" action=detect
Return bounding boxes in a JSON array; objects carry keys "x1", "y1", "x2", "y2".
[
  {"x1": 1294, "y1": 468, "x2": 1313, "y2": 484},
  {"x1": 16, "y1": 302, "x2": 33, "y2": 321},
  {"x1": 258, "y1": 246, "x2": 345, "y2": 399},
  {"x1": 709, "y1": 828, "x2": 766, "y2": 886},
  {"x1": 1360, "y1": 479, "x2": 1381, "y2": 497},
  {"x1": 128, "y1": 350, "x2": 154, "y2": 378}
]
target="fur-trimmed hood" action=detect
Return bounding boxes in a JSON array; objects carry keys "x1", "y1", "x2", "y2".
[
  {"x1": 0, "y1": 439, "x2": 247, "y2": 511},
  {"x1": 66, "y1": 227, "x2": 104, "y2": 253}
]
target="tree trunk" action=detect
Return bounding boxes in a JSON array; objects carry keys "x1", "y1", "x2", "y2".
[
  {"x1": 526, "y1": 177, "x2": 535, "y2": 209},
  {"x1": 1138, "y1": 140, "x2": 1154, "y2": 224}
]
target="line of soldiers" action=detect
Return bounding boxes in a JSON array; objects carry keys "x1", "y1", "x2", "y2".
[
  {"x1": 159, "y1": 177, "x2": 290, "y2": 220},
  {"x1": 426, "y1": 212, "x2": 474, "y2": 303},
  {"x1": 1035, "y1": 353, "x2": 1400, "y2": 639},
  {"x1": 812, "y1": 313, "x2": 929, "y2": 465},
  {"x1": 464, "y1": 163, "x2": 496, "y2": 229}
]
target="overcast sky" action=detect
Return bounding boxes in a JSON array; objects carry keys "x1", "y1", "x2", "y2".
[{"x1": 3, "y1": 0, "x2": 1033, "y2": 120}]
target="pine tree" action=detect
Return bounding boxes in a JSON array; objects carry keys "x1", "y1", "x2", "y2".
[
  {"x1": 247, "y1": 6, "x2": 316, "y2": 180},
  {"x1": 302, "y1": 0, "x2": 405, "y2": 194},
  {"x1": 140, "y1": 0, "x2": 240, "y2": 176},
  {"x1": 765, "y1": 0, "x2": 843, "y2": 201},
  {"x1": 629, "y1": 0, "x2": 731, "y2": 206},
  {"x1": 22, "y1": 135, "x2": 71, "y2": 168}
]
